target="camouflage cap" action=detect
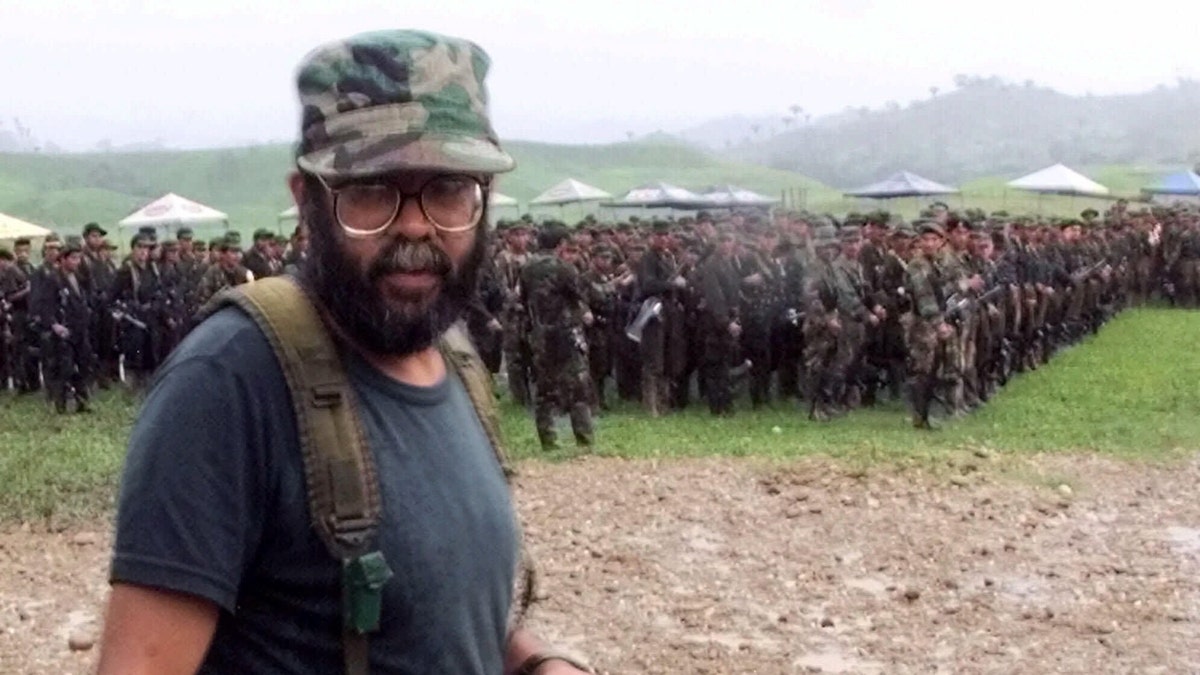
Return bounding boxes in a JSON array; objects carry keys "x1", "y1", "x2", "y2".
[{"x1": 295, "y1": 29, "x2": 514, "y2": 178}]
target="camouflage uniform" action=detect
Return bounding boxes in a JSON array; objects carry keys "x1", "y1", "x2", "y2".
[
  {"x1": 495, "y1": 247, "x2": 532, "y2": 406},
  {"x1": 904, "y1": 221, "x2": 953, "y2": 428},
  {"x1": 581, "y1": 248, "x2": 619, "y2": 409},
  {"x1": 801, "y1": 225, "x2": 843, "y2": 420},
  {"x1": 519, "y1": 253, "x2": 594, "y2": 450}
]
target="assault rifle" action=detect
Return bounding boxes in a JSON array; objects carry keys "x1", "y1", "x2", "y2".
[
  {"x1": 1069, "y1": 261, "x2": 1106, "y2": 285},
  {"x1": 111, "y1": 302, "x2": 149, "y2": 331},
  {"x1": 944, "y1": 285, "x2": 1007, "y2": 324}
]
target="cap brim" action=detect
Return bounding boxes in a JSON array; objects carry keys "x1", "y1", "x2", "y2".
[{"x1": 297, "y1": 135, "x2": 515, "y2": 178}]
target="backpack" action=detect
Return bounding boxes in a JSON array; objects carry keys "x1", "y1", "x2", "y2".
[{"x1": 203, "y1": 275, "x2": 535, "y2": 675}]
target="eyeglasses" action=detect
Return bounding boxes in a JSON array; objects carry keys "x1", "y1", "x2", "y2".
[{"x1": 309, "y1": 172, "x2": 487, "y2": 237}]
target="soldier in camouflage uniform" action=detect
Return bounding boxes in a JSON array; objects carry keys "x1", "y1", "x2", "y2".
[
  {"x1": 33, "y1": 238, "x2": 94, "y2": 413},
  {"x1": 519, "y1": 227, "x2": 595, "y2": 450},
  {"x1": 831, "y1": 225, "x2": 884, "y2": 410},
  {"x1": 693, "y1": 231, "x2": 742, "y2": 415},
  {"x1": 195, "y1": 237, "x2": 253, "y2": 307},
  {"x1": 495, "y1": 221, "x2": 533, "y2": 406},
  {"x1": 582, "y1": 244, "x2": 620, "y2": 410},
  {"x1": 904, "y1": 220, "x2": 957, "y2": 429},
  {"x1": 801, "y1": 223, "x2": 844, "y2": 421}
]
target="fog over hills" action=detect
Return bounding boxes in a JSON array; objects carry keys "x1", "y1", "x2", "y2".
[{"x1": 677, "y1": 77, "x2": 1200, "y2": 187}]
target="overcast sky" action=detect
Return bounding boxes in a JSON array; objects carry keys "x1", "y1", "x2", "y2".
[{"x1": 3, "y1": 0, "x2": 1198, "y2": 151}]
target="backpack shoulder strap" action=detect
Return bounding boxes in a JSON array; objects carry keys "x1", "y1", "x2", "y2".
[
  {"x1": 437, "y1": 323, "x2": 514, "y2": 479},
  {"x1": 202, "y1": 275, "x2": 385, "y2": 675}
]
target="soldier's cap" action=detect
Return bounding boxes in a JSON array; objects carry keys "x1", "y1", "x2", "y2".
[
  {"x1": 253, "y1": 228, "x2": 275, "y2": 241},
  {"x1": 161, "y1": 239, "x2": 179, "y2": 250},
  {"x1": 130, "y1": 231, "x2": 155, "y2": 248},
  {"x1": 64, "y1": 235, "x2": 84, "y2": 252},
  {"x1": 0, "y1": 247, "x2": 12, "y2": 261},
  {"x1": 1080, "y1": 208, "x2": 1099, "y2": 220},
  {"x1": 652, "y1": 220, "x2": 671, "y2": 234},
  {"x1": 891, "y1": 222, "x2": 917, "y2": 238},
  {"x1": 82, "y1": 222, "x2": 107, "y2": 237},
  {"x1": 913, "y1": 218, "x2": 945, "y2": 237},
  {"x1": 843, "y1": 212, "x2": 865, "y2": 227},
  {"x1": 294, "y1": 29, "x2": 514, "y2": 179},
  {"x1": 104, "y1": 240, "x2": 118, "y2": 250},
  {"x1": 592, "y1": 244, "x2": 619, "y2": 259},
  {"x1": 839, "y1": 224, "x2": 862, "y2": 242},
  {"x1": 13, "y1": 237, "x2": 31, "y2": 247},
  {"x1": 1058, "y1": 218, "x2": 1082, "y2": 229},
  {"x1": 208, "y1": 237, "x2": 224, "y2": 249},
  {"x1": 225, "y1": 230, "x2": 242, "y2": 242},
  {"x1": 193, "y1": 240, "x2": 208, "y2": 251},
  {"x1": 812, "y1": 224, "x2": 839, "y2": 248},
  {"x1": 177, "y1": 227, "x2": 194, "y2": 239},
  {"x1": 44, "y1": 234, "x2": 63, "y2": 247},
  {"x1": 696, "y1": 210, "x2": 713, "y2": 222},
  {"x1": 930, "y1": 201, "x2": 950, "y2": 210}
]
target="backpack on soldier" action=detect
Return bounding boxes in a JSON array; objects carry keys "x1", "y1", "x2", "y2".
[{"x1": 203, "y1": 275, "x2": 535, "y2": 675}]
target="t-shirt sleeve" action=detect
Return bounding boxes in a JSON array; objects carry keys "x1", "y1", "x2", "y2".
[{"x1": 109, "y1": 352, "x2": 270, "y2": 613}]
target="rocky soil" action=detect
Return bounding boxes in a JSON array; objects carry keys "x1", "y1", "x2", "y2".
[{"x1": 3, "y1": 453, "x2": 1198, "y2": 674}]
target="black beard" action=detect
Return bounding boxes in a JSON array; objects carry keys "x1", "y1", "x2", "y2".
[{"x1": 299, "y1": 194, "x2": 486, "y2": 357}]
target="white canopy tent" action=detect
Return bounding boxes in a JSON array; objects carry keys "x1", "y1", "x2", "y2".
[
  {"x1": 604, "y1": 182, "x2": 709, "y2": 209},
  {"x1": 529, "y1": 178, "x2": 612, "y2": 206},
  {"x1": 490, "y1": 192, "x2": 519, "y2": 207},
  {"x1": 1007, "y1": 164, "x2": 1109, "y2": 197},
  {"x1": 279, "y1": 205, "x2": 299, "y2": 220},
  {"x1": 700, "y1": 184, "x2": 780, "y2": 208},
  {"x1": 0, "y1": 212, "x2": 54, "y2": 247},
  {"x1": 119, "y1": 193, "x2": 229, "y2": 233}
]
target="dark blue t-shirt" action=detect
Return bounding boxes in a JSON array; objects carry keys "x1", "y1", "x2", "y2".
[{"x1": 110, "y1": 308, "x2": 519, "y2": 674}]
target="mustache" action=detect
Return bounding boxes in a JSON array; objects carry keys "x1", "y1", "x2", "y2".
[{"x1": 369, "y1": 239, "x2": 453, "y2": 281}]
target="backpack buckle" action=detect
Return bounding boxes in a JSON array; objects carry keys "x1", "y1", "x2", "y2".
[{"x1": 311, "y1": 384, "x2": 344, "y2": 408}]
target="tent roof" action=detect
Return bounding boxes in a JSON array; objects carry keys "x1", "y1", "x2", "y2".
[
  {"x1": 699, "y1": 184, "x2": 779, "y2": 207},
  {"x1": 843, "y1": 171, "x2": 958, "y2": 198},
  {"x1": 279, "y1": 205, "x2": 299, "y2": 220},
  {"x1": 1142, "y1": 170, "x2": 1200, "y2": 196},
  {"x1": 490, "y1": 192, "x2": 519, "y2": 207},
  {"x1": 1007, "y1": 164, "x2": 1109, "y2": 196},
  {"x1": 0, "y1": 212, "x2": 54, "y2": 240},
  {"x1": 605, "y1": 182, "x2": 708, "y2": 209},
  {"x1": 119, "y1": 193, "x2": 229, "y2": 228},
  {"x1": 529, "y1": 178, "x2": 612, "y2": 206}
]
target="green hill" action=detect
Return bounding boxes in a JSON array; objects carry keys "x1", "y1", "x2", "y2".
[
  {"x1": 0, "y1": 140, "x2": 1177, "y2": 244},
  {"x1": 0, "y1": 141, "x2": 831, "y2": 239}
]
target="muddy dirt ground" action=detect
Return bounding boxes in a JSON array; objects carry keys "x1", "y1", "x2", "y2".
[{"x1": 2, "y1": 452, "x2": 1198, "y2": 674}]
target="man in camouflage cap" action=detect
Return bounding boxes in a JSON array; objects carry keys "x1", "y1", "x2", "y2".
[{"x1": 101, "y1": 30, "x2": 593, "y2": 675}]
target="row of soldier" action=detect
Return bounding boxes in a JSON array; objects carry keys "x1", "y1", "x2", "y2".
[
  {"x1": 472, "y1": 201, "x2": 1200, "y2": 446},
  {"x1": 0, "y1": 224, "x2": 308, "y2": 412}
]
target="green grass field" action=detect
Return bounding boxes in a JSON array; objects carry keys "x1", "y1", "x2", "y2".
[
  {"x1": 0, "y1": 140, "x2": 1171, "y2": 248},
  {"x1": 0, "y1": 307, "x2": 1195, "y2": 526}
]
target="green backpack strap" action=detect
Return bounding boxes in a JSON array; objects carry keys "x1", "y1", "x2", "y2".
[
  {"x1": 437, "y1": 324, "x2": 514, "y2": 479},
  {"x1": 203, "y1": 275, "x2": 385, "y2": 675}
]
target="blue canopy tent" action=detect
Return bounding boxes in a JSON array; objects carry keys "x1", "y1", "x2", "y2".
[{"x1": 1142, "y1": 170, "x2": 1200, "y2": 196}]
